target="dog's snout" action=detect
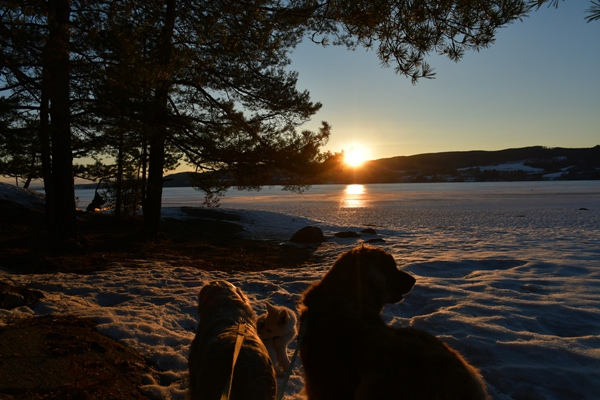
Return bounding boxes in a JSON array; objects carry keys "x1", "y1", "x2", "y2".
[{"x1": 402, "y1": 272, "x2": 416, "y2": 293}]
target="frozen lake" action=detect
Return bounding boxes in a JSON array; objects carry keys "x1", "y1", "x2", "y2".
[{"x1": 78, "y1": 181, "x2": 600, "y2": 264}]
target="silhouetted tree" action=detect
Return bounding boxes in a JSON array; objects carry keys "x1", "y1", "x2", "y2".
[
  {"x1": 1, "y1": 0, "x2": 101, "y2": 239},
  {"x1": 0, "y1": 2, "x2": 47, "y2": 189},
  {"x1": 2, "y1": 0, "x2": 572, "y2": 241},
  {"x1": 81, "y1": 0, "x2": 334, "y2": 238},
  {"x1": 586, "y1": 1, "x2": 600, "y2": 22},
  {"x1": 114, "y1": 0, "x2": 546, "y2": 238},
  {"x1": 0, "y1": 101, "x2": 41, "y2": 188}
]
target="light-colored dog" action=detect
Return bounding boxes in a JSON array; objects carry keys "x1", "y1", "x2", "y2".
[
  {"x1": 187, "y1": 281, "x2": 276, "y2": 400},
  {"x1": 299, "y1": 245, "x2": 489, "y2": 400},
  {"x1": 257, "y1": 303, "x2": 298, "y2": 374}
]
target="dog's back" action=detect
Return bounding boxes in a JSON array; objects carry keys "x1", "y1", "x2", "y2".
[
  {"x1": 357, "y1": 326, "x2": 488, "y2": 400},
  {"x1": 300, "y1": 319, "x2": 488, "y2": 400},
  {"x1": 188, "y1": 281, "x2": 276, "y2": 400},
  {"x1": 189, "y1": 324, "x2": 276, "y2": 400}
]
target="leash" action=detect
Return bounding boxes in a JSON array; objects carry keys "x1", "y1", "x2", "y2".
[
  {"x1": 220, "y1": 323, "x2": 248, "y2": 400},
  {"x1": 276, "y1": 314, "x2": 309, "y2": 400}
]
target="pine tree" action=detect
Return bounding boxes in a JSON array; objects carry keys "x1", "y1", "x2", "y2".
[{"x1": 2, "y1": 0, "x2": 570, "y2": 240}]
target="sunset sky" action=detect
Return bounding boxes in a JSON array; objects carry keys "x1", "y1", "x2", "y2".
[
  {"x1": 291, "y1": 2, "x2": 600, "y2": 162},
  {"x1": 2, "y1": 3, "x2": 599, "y2": 187}
]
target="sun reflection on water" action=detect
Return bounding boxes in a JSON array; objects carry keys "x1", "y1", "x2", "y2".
[
  {"x1": 341, "y1": 184, "x2": 367, "y2": 208},
  {"x1": 346, "y1": 184, "x2": 364, "y2": 195}
]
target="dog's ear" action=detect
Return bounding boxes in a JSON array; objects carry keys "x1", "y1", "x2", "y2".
[
  {"x1": 257, "y1": 314, "x2": 265, "y2": 331},
  {"x1": 277, "y1": 308, "x2": 290, "y2": 326},
  {"x1": 198, "y1": 284, "x2": 217, "y2": 311},
  {"x1": 198, "y1": 284, "x2": 212, "y2": 303},
  {"x1": 365, "y1": 260, "x2": 387, "y2": 291}
]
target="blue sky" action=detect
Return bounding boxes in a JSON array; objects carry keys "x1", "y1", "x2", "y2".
[{"x1": 289, "y1": 2, "x2": 600, "y2": 161}]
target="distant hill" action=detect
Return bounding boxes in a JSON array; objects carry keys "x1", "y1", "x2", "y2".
[
  {"x1": 162, "y1": 172, "x2": 196, "y2": 187},
  {"x1": 74, "y1": 171, "x2": 196, "y2": 189},
  {"x1": 371, "y1": 146, "x2": 600, "y2": 171},
  {"x1": 73, "y1": 145, "x2": 600, "y2": 189},
  {"x1": 336, "y1": 145, "x2": 600, "y2": 184}
]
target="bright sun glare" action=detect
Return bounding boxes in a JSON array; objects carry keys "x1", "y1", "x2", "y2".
[{"x1": 344, "y1": 147, "x2": 368, "y2": 168}]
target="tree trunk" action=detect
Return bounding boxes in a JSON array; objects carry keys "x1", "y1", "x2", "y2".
[
  {"x1": 23, "y1": 176, "x2": 32, "y2": 189},
  {"x1": 46, "y1": 0, "x2": 78, "y2": 240},
  {"x1": 142, "y1": 0, "x2": 176, "y2": 239},
  {"x1": 41, "y1": 28, "x2": 55, "y2": 233},
  {"x1": 115, "y1": 131, "x2": 124, "y2": 219},
  {"x1": 141, "y1": 125, "x2": 148, "y2": 204},
  {"x1": 144, "y1": 125, "x2": 166, "y2": 238},
  {"x1": 24, "y1": 150, "x2": 36, "y2": 189}
]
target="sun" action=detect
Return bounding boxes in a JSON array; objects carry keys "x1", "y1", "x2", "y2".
[{"x1": 344, "y1": 146, "x2": 368, "y2": 168}]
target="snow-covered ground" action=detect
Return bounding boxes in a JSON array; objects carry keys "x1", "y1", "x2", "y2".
[
  {"x1": 1, "y1": 181, "x2": 600, "y2": 400},
  {"x1": 457, "y1": 161, "x2": 577, "y2": 181},
  {"x1": 476, "y1": 161, "x2": 544, "y2": 173},
  {"x1": 0, "y1": 181, "x2": 45, "y2": 209}
]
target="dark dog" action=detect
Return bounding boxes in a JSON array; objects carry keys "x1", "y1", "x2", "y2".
[
  {"x1": 299, "y1": 245, "x2": 489, "y2": 400},
  {"x1": 187, "y1": 281, "x2": 276, "y2": 400}
]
